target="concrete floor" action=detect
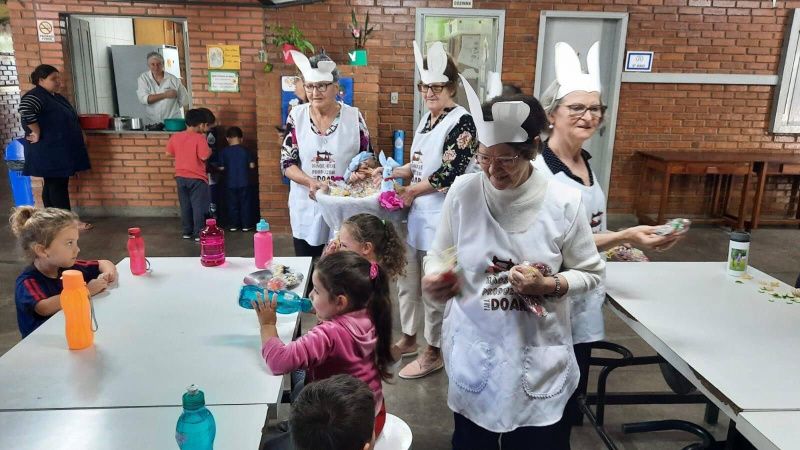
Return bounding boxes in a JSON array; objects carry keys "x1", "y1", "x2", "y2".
[{"x1": 1, "y1": 167, "x2": 798, "y2": 449}]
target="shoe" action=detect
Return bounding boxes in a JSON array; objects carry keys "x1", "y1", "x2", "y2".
[
  {"x1": 398, "y1": 355, "x2": 444, "y2": 380},
  {"x1": 182, "y1": 234, "x2": 192, "y2": 239},
  {"x1": 229, "y1": 228, "x2": 238, "y2": 232},
  {"x1": 194, "y1": 237, "x2": 200, "y2": 242},
  {"x1": 391, "y1": 341, "x2": 419, "y2": 358},
  {"x1": 241, "y1": 228, "x2": 250, "y2": 232}
]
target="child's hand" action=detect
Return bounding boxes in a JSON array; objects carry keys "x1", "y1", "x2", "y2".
[
  {"x1": 98, "y1": 260, "x2": 118, "y2": 284},
  {"x1": 252, "y1": 292, "x2": 277, "y2": 327},
  {"x1": 87, "y1": 278, "x2": 109, "y2": 296}
]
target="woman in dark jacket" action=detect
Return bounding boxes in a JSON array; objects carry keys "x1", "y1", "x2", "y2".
[{"x1": 18, "y1": 64, "x2": 92, "y2": 230}]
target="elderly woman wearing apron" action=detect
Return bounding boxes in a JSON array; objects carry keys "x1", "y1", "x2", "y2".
[
  {"x1": 389, "y1": 42, "x2": 478, "y2": 380},
  {"x1": 280, "y1": 51, "x2": 372, "y2": 257},
  {"x1": 422, "y1": 76, "x2": 604, "y2": 449},
  {"x1": 534, "y1": 41, "x2": 683, "y2": 431}
]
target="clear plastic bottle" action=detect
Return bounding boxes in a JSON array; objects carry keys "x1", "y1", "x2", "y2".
[
  {"x1": 61, "y1": 270, "x2": 93, "y2": 350},
  {"x1": 254, "y1": 219, "x2": 273, "y2": 269},
  {"x1": 175, "y1": 385, "x2": 216, "y2": 450},
  {"x1": 238, "y1": 286, "x2": 313, "y2": 314},
  {"x1": 199, "y1": 219, "x2": 225, "y2": 267},
  {"x1": 127, "y1": 227, "x2": 147, "y2": 275}
]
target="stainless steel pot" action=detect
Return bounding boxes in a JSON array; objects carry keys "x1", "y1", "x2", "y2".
[
  {"x1": 113, "y1": 116, "x2": 132, "y2": 131},
  {"x1": 129, "y1": 117, "x2": 143, "y2": 130}
]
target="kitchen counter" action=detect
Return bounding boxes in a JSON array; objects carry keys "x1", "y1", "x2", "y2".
[{"x1": 84, "y1": 129, "x2": 177, "y2": 135}]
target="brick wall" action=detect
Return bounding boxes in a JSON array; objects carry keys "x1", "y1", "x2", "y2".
[
  {"x1": 6, "y1": 0, "x2": 800, "y2": 223},
  {"x1": 0, "y1": 52, "x2": 23, "y2": 150}
]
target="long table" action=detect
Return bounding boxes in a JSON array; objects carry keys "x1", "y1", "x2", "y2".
[
  {"x1": 605, "y1": 262, "x2": 800, "y2": 448},
  {"x1": 0, "y1": 256, "x2": 312, "y2": 411},
  {"x1": 737, "y1": 411, "x2": 800, "y2": 450}
]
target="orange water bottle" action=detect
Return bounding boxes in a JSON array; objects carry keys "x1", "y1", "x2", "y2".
[{"x1": 61, "y1": 270, "x2": 94, "y2": 350}]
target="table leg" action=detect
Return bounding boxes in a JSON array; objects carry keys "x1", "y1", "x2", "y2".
[
  {"x1": 657, "y1": 169, "x2": 672, "y2": 225},
  {"x1": 794, "y1": 176, "x2": 800, "y2": 226},
  {"x1": 736, "y1": 167, "x2": 751, "y2": 230},
  {"x1": 636, "y1": 161, "x2": 652, "y2": 224},
  {"x1": 711, "y1": 175, "x2": 722, "y2": 216},
  {"x1": 750, "y1": 162, "x2": 768, "y2": 230}
]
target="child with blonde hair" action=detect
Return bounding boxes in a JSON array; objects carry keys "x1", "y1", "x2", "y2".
[{"x1": 10, "y1": 207, "x2": 117, "y2": 338}]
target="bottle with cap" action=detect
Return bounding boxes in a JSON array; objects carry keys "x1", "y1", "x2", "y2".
[
  {"x1": 175, "y1": 385, "x2": 216, "y2": 450},
  {"x1": 61, "y1": 270, "x2": 93, "y2": 350},
  {"x1": 238, "y1": 286, "x2": 313, "y2": 314},
  {"x1": 127, "y1": 227, "x2": 147, "y2": 275},
  {"x1": 254, "y1": 219, "x2": 273, "y2": 269},
  {"x1": 727, "y1": 231, "x2": 751, "y2": 276},
  {"x1": 199, "y1": 219, "x2": 225, "y2": 267}
]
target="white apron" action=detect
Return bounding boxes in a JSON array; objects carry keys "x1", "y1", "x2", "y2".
[
  {"x1": 407, "y1": 105, "x2": 468, "y2": 251},
  {"x1": 441, "y1": 173, "x2": 581, "y2": 432},
  {"x1": 288, "y1": 103, "x2": 361, "y2": 246},
  {"x1": 533, "y1": 154, "x2": 607, "y2": 344}
]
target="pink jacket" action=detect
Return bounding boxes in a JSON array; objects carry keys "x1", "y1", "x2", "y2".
[{"x1": 261, "y1": 309, "x2": 384, "y2": 413}]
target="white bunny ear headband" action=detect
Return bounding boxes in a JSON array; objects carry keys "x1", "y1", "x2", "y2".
[
  {"x1": 555, "y1": 41, "x2": 601, "y2": 99},
  {"x1": 460, "y1": 74, "x2": 529, "y2": 147},
  {"x1": 414, "y1": 41, "x2": 450, "y2": 84},
  {"x1": 290, "y1": 50, "x2": 336, "y2": 84}
]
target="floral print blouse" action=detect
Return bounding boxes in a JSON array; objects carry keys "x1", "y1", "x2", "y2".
[
  {"x1": 280, "y1": 104, "x2": 373, "y2": 174},
  {"x1": 421, "y1": 107, "x2": 478, "y2": 192}
]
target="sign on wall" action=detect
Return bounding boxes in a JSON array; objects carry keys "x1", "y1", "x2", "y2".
[
  {"x1": 206, "y1": 44, "x2": 241, "y2": 70},
  {"x1": 453, "y1": 0, "x2": 473, "y2": 8},
  {"x1": 37, "y1": 20, "x2": 55, "y2": 42},
  {"x1": 208, "y1": 70, "x2": 239, "y2": 92},
  {"x1": 625, "y1": 51, "x2": 654, "y2": 72}
]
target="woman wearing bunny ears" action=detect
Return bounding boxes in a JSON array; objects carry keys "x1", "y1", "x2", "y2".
[
  {"x1": 534, "y1": 42, "x2": 684, "y2": 430},
  {"x1": 280, "y1": 51, "x2": 373, "y2": 257},
  {"x1": 387, "y1": 41, "x2": 478, "y2": 380},
  {"x1": 421, "y1": 74, "x2": 604, "y2": 448}
]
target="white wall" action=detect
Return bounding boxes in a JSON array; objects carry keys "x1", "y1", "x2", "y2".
[{"x1": 79, "y1": 17, "x2": 134, "y2": 115}]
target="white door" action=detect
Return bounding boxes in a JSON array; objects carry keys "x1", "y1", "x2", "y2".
[
  {"x1": 68, "y1": 17, "x2": 98, "y2": 114},
  {"x1": 414, "y1": 8, "x2": 505, "y2": 129},
  {"x1": 534, "y1": 11, "x2": 628, "y2": 198}
]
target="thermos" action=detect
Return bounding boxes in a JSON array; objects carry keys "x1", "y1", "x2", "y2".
[
  {"x1": 61, "y1": 270, "x2": 94, "y2": 350},
  {"x1": 393, "y1": 130, "x2": 405, "y2": 185},
  {"x1": 127, "y1": 227, "x2": 147, "y2": 275},
  {"x1": 727, "y1": 231, "x2": 750, "y2": 276}
]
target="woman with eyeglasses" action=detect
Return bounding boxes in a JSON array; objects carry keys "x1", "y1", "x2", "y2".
[
  {"x1": 280, "y1": 52, "x2": 372, "y2": 257},
  {"x1": 534, "y1": 42, "x2": 682, "y2": 433},
  {"x1": 421, "y1": 75, "x2": 604, "y2": 449},
  {"x1": 386, "y1": 42, "x2": 478, "y2": 380}
]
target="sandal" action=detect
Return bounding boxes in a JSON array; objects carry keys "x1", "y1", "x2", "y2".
[
  {"x1": 398, "y1": 355, "x2": 444, "y2": 380},
  {"x1": 78, "y1": 222, "x2": 94, "y2": 231}
]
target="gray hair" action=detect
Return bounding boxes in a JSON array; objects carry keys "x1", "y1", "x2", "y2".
[
  {"x1": 540, "y1": 80, "x2": 562, "y2": 116},
  {"x1": 308, "y1": 53, "x2": 340, "y2": 82},
  {"x1": 146, "y1": 52, "x2": 164, "y2": 64}
]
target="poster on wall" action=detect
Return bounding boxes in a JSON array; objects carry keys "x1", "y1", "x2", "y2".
[
  {"x1": 206, "y1": 44, "x2": 241, "y2": 70},
  {"x1": 208, "y1": 70, "x2": 239, "y2": 92},
  {"x1": 37, "y1": 20, "x2": 55, "y2": 42}
]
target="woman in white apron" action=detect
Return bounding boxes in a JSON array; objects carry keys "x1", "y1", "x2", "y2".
[
  {"x1": 280, "y1": 51, "x2": 372, "y2": 257},
  {"x1": 422, "y1": 75, "x2": 604, "y2": 449},
  {"x1": 533, "y1": 41, "x2": 683, "y2": 431},
  {"x1": 389, "y1": 42, "x2": 478, "y2": 379}
]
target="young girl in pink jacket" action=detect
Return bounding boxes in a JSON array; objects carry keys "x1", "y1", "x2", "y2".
[{"x1": 253, "y1": 251, "x2": 394, "y2": 436}]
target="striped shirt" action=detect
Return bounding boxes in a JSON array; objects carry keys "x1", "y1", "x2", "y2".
[{"x1": 18, "y1": 93, "x2": 46, "y2": 125}]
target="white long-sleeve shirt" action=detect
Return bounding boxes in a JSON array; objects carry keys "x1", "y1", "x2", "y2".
[{"x1": 136, "y1": 70, "x2": 189, "y2": 125}]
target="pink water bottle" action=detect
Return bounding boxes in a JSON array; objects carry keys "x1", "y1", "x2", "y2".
[
  {"x1": 254, "y1": 219, "x2": 273, "y2": 269},
  {"x1": 127, "y1": 227, "x2": 147, "y2": 275},
  {"x1": 200, "y1": 219, "x2": 225, "y2": 267}
]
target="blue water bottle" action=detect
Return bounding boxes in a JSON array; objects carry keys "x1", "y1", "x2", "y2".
[
  {"x1": 393, "y1": 130, "x2": 405, "y2": 186},
  {"x1": 176, "y1": 385, "x2": 216, "y2": 450},
  {"x1": 238, "y1": 285, "x2": 314, "y2": 313}
]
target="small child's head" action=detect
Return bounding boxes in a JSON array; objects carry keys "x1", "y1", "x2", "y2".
[
  {"x1": 340, "y1": 214, "x2": 405, "y2": 279},
  {"x1": 313, "y1": 251, "x2": 395, "y2": 380},
  {"x1": 225, "y1": 126, "x2": 243, "y2": 145},
  {"x1": 9, "y1": 206, "x2": 80, "y2": 265},
  {"x1": 196, "y1": 107, "x2": 216, "y2": 130},
  {"x1": 358, "y1": 156, "x2": 379, "y2": 171},
  {"x1": 185, "y1": 109, "x2": 208, "y2": 132},
  {"x1": 290, "y1": 374, "x2": 375, "y2": 450}
]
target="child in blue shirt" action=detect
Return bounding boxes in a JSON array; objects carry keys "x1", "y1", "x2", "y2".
[
  {"x1": 11, "y1": 206, "x2": 117, "y2": 338},
  {"x1": 217, "y1": 126, "x2": 256, "y2": 231}
]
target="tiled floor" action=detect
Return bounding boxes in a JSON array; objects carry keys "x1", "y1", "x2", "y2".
[{"x1": 1, "y1": 168, "x2": 797, "y2": 449}]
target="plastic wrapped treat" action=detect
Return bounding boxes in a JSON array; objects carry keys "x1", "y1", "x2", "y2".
[
  {"x1": 605, "y1": 244, "x2": 650, "y2": 262},
  {"x1": 655, "y1": 218, "x2": 692, "y2": 236}
]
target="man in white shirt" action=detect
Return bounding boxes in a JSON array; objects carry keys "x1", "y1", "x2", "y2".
[{"x1": 137, "y1": 52, "x2": 189, "y2": 125}]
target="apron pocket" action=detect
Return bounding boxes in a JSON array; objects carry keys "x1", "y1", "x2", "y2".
[
  {"x1": 522, "y1": 344, "x2": 571, "y2": 399},
  {"x1": 449, "y1": 332, "x2": 495, "y2": 393}
]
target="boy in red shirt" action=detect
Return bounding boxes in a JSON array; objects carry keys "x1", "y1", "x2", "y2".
[{"x1": 166, "y1": 108, "x2": 216, "y2": 240}]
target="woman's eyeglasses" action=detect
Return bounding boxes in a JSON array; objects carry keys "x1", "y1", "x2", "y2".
[
  {"x1": 564, "y1": 104, "x2": 607, "y2": 118},
  {"x1": 475, "y1": 152, "x2": 520, "y2": 167},
  {"x1": 417, "y1": 82, "x2": 449, "y2": 94},
  {"x1": 304, "y1": 82, "x2": 333, "y2": 93}
]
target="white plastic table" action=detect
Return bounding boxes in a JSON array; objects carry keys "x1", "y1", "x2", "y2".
[
  {"x1": 737, "y1": 411, "x2": 800, "y2": 450},
  {"x1": 0, "y1": 404, "x2": 268, "y2": 449},
  {"x1": 605, "y1": 262, "x2": 800, "y2": 420},
  {"x1": 0, "y1": 257, "x2": 312, "y2": 411}
]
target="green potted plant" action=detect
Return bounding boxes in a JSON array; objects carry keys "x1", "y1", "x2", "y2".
[
  {"x1": 270, "y1": 23, "x2": 314, "y2": 65},
  {"x1": 348, "y1": 10, "x2": 374, "y2": 66}
]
